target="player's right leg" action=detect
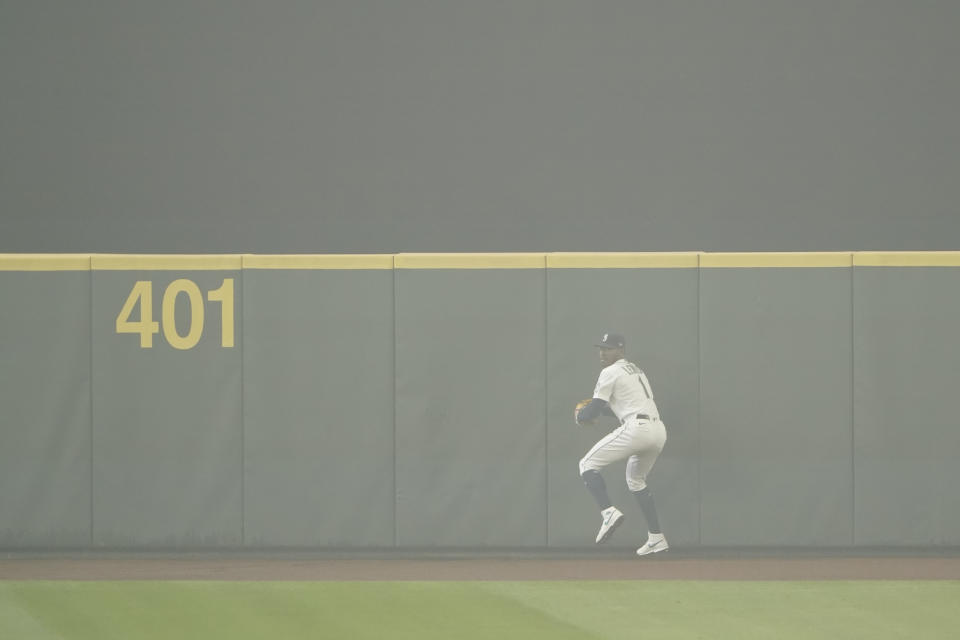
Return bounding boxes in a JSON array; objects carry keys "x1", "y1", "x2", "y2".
[{"x1": 579, "y1": 426, "x2": 634, "y2": 543}]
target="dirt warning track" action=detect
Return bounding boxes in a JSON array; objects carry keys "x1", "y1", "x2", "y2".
[{"x1": 3, "y1": 552, "x2": 960, "y2": 581}]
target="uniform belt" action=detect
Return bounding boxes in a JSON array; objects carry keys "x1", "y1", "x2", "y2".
[{"x1": 623, "y1": 413, "x2": 652, "y2": 424}]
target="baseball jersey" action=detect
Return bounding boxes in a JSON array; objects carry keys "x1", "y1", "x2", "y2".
[{"x1": 593, "y1": 359, "x2": 660, "y2": 422}]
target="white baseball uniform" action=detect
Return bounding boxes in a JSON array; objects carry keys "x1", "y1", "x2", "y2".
[{"x1": 578, "y1": 359, "x2": 666, "y2": 492}]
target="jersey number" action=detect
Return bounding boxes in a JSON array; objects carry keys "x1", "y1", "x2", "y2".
[{"x1": 637, "y1": 375, "x2": 651, "y2": 399}]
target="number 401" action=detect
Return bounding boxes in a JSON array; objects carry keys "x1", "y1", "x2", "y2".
[{"x1": 116, "y1": 278, "x2": 234, "y2": 349}]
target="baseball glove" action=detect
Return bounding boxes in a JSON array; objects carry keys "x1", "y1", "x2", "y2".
[{"x1": 574, "y1": 398, "x2": 594, "y2": 426}]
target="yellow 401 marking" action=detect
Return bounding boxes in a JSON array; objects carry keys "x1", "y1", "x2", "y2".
[{"x1": 116, "y1": 278, "x2": 235, "y2": 349}]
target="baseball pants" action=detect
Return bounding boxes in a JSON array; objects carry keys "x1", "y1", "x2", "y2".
[{"x1": 578, "y1": 416, "x2": 666, "y2": 492}]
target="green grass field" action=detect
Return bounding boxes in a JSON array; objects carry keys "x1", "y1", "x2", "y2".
[{"x1": 2, "y1": 580, "x2": 958, "y2": 639}]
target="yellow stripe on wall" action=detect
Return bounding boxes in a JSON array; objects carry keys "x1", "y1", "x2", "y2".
[
  {"x1": 395, "y1": 253, "x2": 546, "y2": 269},
  {"x1": 6, "y1": 252, "x2": 960, "y2": 271},
  {"x1": 91, "y1": 254, "x2": 243, "y2": 270},
  {"x1": 0, "y1": 254, "x2": 91, "y2": 271},
  {"x1": 243, "y1": 254, "x2": 394, "y2": 269},
  {"x1": 547, "y1": 252, "x2": 699, "y2": 269},
  {"x1": 853, "y1": 251, "x2": 960, "y2": 267},
  {"x1": 700, "y1": 252, "x2": 853, "y2": 268}
]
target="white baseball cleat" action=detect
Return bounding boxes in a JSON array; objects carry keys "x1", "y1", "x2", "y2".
[
  {"x1": 595, "y1": 506, "x2": 625, "y2": 544},
  {"x1": 636, "y1": 533, "x2": 669, "y2": 556}
]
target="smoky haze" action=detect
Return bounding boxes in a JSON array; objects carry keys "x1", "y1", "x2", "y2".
[{"x1": 2, "y1": 1, "x2": 959, "y2": 254}]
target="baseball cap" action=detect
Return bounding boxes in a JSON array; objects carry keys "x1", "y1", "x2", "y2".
[{"x1": 594, "y1": 332, "x2": 625, "y2": 349}]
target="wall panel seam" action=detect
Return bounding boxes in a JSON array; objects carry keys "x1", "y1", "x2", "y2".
[
  {"x1": 240, "y1": 269, "x2": 245, "y2": 546},
  {"x1": 88, "y1": 256, "x2": 95, "y2": 546},
  {"x1": 696, "y1": 253, "x2": 703, "y2": 546},
  {"x1": 543, "y1": 266, "x2": 549, "y2": 547},
  {"x1": 850, "y1": 262, "x2": 856, "y2": 545},
  {"x1": 392, "y1": 257, "x2": 399, "y2": 548}
]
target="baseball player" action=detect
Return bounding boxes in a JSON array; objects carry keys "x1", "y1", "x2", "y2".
[{"x1": 575, "y1": 332, "x2": 668, "y2": 556}]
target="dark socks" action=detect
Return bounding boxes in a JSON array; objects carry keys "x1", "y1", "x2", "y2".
[
  {"x1": 631, "y1": 487, "x2": 661, "y2": 534},
  {"x1": 581, "y1": 470, "x2": 612, "y2": 510}
]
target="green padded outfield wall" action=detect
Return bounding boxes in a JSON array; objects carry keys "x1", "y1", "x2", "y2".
[
  {"x1": 90, "y1": 255, "x2": 243, "y2": 547},
  {"x1": 0, "y1": 256, "x2": 92, "y2": 547},
  {"x1": 545, "y1": 253, "x2": 700, "y2": 549},
  {"x1": 241, "y1": 255, "x2": 395, "y2": 547},
  {"x1": 393, "y1": 254, "x2": 548, "y2": 547},
  {"x1": 853, "y1": 253, "x2": 960, "y2": 546},
  {"x1": 3, "y1": 251, "x2": 960, "y2": 549},
  {"x1": 699, "y1": 253, "x2": 854, "y2": 546}
]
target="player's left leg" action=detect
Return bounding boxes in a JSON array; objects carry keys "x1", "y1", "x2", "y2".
[
  {"x1": 625, "y1": 420, "x2": 668, "y2": 555},
  {"x1": 625, "y1": 452, "x2": 663, "y2": 533}
]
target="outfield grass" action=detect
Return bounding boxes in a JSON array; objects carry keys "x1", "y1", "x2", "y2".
[{"x1": 2, "y1": 580, "x2": 958, "y2": 639}]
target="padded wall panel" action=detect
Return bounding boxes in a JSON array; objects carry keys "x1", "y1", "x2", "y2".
[
  {"x1": 545, "y1": 254, "x2": 700, "y2": 549},
  {"x1": 394, "y1": 255, "x2": 547, "y2": 546},
  {"x1": 699, "y1": 256, "x2": 853, "y2": 546},
  {"x1": 853, "y1": 258, "x2": 960, "y2": 545},
  {"x1": 0, "y1": 259, "x2": 92, "y2": 546},
  {"x1": 91, "y1": 256, "x2": 242, "y2": 546},
  {"x1": 242, "y1": 257, "x2": 395, "y2": 546}
]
